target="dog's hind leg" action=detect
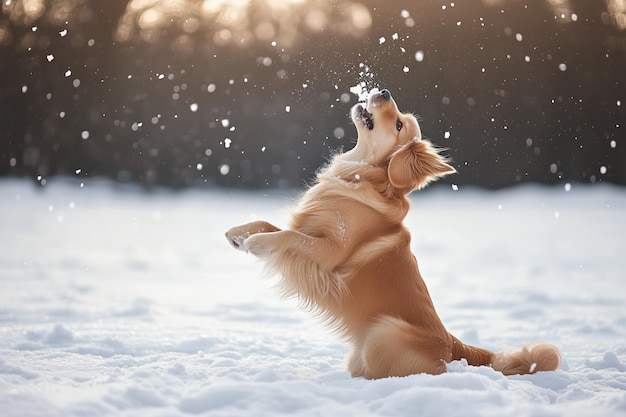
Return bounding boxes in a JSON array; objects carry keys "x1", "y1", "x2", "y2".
[
  {"x1": 359, "y1": 315, "x2": 451, "y2": 379},
  {"x1": 347, "y1": 347, "x2": 366, "y2": 378}
]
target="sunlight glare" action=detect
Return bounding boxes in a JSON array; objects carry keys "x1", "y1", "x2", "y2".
[
  {"x1": 605, "y1": 0, "x2": 626, "y2": 30},
  {"x1": 3, "y1": 0, "x2": 44, "y2": 24},
  {"x1": 138, "y1": 8, "x2": 163, "y2": 29},
  {"x1": 344, "y1": 3, "x2": 372, "y2": 31},
  {"x1": 546, "y1": 0, "x2": 575, "y2": 22},
  {"x1": 115, "y1": 0, "x2": 372, "y2": 47}
]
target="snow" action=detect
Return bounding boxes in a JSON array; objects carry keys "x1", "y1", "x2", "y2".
[{"x1": 1, "y1": 178, "x2": 625, "y2": 417}]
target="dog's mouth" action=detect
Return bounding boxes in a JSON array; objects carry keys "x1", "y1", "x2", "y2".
[{"x1": 354, "y1": 104, "x2": 374, "y2": 130}]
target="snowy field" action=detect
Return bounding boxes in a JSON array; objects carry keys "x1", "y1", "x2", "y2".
[{"x1": 1, "y1": 178, "x2": 625, "y2": 417}]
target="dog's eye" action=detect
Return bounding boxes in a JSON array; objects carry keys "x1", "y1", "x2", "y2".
[{"x1": 396, "y1": 120, "x2": 403, "y2": 132}]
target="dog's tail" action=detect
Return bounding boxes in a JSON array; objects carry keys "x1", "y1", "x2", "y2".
[
  {"x1": 490, "y1": 343, "x2": 561, "y2": 375},
  {"x1": 450, "y1": 335, "x2": 561, "y2": 375}
]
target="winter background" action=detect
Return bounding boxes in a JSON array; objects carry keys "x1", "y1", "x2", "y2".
[{"x1": 2, "y1": 1, "x2": 626, "y2": 416}]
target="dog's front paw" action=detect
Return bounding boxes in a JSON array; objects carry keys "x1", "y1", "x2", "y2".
[
  {"x1": 243, "y1": 234, "x2": 272, "y2": 258},
  {"x1": 225, "y1": 227, "x2": 251, "y2": 252}
]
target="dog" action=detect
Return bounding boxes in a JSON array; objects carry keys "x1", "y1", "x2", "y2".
[{"x1": 225, "y1": 89, "x2": 560, "y2": 379}]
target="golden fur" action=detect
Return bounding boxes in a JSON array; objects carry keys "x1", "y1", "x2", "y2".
[{"x1": 225, "y1": 89, "x2": 560, "y2": 379}]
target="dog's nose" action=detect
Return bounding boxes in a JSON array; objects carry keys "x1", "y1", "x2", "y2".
[{"x1": 380, "y1": 89, "x2": 391, "y2": 100}]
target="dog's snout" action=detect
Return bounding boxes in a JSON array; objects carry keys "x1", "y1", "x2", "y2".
[{"x1": 380, "y1": 89, "x2": 391, "y2": 101}]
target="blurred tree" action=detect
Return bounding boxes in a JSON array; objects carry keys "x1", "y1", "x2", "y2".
[{"x1": 1, "y1": 0, "x2": 625, "y2": 189}]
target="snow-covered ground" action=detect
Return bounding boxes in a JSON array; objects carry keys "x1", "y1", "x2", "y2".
[{"x1": 1, "y1": 178, "x2": 625, "y2": 417}]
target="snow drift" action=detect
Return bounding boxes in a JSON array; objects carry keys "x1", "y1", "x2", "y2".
[{"x1": 1, "y1": 179, "x2": 625, "y2": 416}]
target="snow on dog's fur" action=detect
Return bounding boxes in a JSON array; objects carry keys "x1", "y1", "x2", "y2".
[{"x1": 225, "y1": 89, "x2": 560, "y2": 379}]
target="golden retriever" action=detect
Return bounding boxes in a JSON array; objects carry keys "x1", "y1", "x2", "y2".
[{"x1": 225, "y1": 89, "x2": 560, "y2": 379}]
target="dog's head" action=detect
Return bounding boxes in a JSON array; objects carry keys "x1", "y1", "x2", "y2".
[{"x1": 349, "y1": 89, "x2": 456, "y2": 191}]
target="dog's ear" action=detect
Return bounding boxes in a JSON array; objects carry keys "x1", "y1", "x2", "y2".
[{"x1": 387, "y1": 140, "x2": 456, "y2": 190}]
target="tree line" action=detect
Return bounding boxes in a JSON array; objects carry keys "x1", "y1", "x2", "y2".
[{"x1": 1, "y1": 0, "x2": 624, "y2": 188}]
